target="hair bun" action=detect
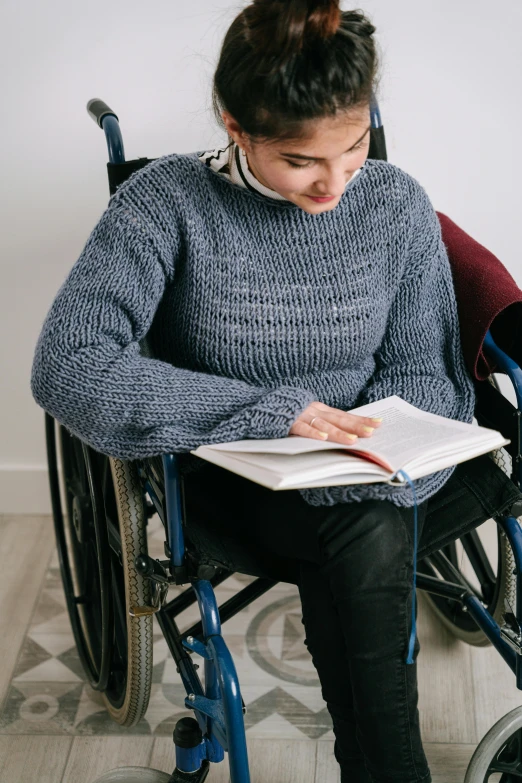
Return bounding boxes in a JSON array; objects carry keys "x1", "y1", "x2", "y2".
[{"x1": 244, "y1": 0, "x2": 342, "y2": 65}]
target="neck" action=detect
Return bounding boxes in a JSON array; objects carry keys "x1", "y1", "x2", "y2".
[{"x1": 244, "y1": 151, "x2": 269, "y2": 189}]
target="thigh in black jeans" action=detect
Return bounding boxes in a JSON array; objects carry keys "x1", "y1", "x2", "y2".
[{"x1": 182, "y1": 463, "x2": 432, "y2": 783}]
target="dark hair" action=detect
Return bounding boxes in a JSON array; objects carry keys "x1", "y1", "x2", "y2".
[{"x1": 212, "y1": 1, "x2": 379, "y2": 146}]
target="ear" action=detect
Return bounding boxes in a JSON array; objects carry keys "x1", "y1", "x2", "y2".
[{"x1": 221, "y1": 111, "x2": 247, "y2": 149}]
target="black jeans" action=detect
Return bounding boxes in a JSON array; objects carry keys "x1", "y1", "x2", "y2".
[{"x1": 180, "y1": 454, "x2": 522, "y2": 783}]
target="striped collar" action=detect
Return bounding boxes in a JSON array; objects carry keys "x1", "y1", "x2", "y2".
[
  {"x1": 198, "y1": 142, "x2": 287, "y2": 200},
  {"x1": 198, "y1": 142, "x2": 361, "y2": 201}
]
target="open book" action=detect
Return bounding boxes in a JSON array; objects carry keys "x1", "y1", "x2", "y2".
[{"x1": 190, "y1": 396, "x2": 510, "y2": 491}]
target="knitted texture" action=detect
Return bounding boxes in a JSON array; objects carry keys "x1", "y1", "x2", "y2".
[{"x1": 31, "y1": 153, "x2": 476, "y2": 508}]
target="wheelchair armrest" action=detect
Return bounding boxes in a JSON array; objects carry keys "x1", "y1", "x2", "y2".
[
  {"x1": 475, "y1": 380, "x2": 518, "y2": 454},
  {"x1": 477, "y1": 331, "x2": 522, "y2": 487},
  {"x1": 483, "y1": 329, "x2": 522, "y2": 411},
  {"x1": 161, "y1": 453, "x2": 188, "y2": 577}
]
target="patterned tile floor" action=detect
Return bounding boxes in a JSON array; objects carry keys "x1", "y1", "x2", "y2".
[{"x1": 0, "y1": 516, "x2": 334, "y2": 740}]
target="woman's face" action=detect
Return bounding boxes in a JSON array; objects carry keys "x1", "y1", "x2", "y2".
[{"x1": 222, "y1": 107, "x2": 371, "y2": 214}]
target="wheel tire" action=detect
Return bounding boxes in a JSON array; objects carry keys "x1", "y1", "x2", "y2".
[
  {"x1": 49, "y1": 415, "x2": 154, "y2": 727},
  {"x1": 91, "y1": 767, "x2": 171, "y2": 783},
  {"x1": 102, "y1": 457, "x2": 153, "y2": 727},
  {"x1": 464, "y1": 705, "x2": 522, "y2": 781}
]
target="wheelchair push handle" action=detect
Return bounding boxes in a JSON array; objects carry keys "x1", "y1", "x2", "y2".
[
  {"x1": 87, "y1": 98, "x2": 119, "y2": 128},
  {"x1": 86, "y1": 98, "x2": 125, "y2": 165}
]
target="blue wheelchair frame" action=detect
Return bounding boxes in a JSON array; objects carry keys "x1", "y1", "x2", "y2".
[{"x1": 87, "y1": 97, "x2": 522, "y2": 782}]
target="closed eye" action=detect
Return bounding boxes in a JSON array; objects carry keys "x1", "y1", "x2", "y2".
[
  {"x1": 286, "y1": 139, "x2": 369, "y2": 169},
  {"x1": 287, "y1": 160, "x2": 314, "y2": 169}
]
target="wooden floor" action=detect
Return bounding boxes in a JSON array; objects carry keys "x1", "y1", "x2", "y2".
[{"x1": 0, "y1": 513, "x2": 519, "y2": 783}]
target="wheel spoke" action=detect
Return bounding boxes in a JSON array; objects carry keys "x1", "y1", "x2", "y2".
[
  {"x1": 70, "y1": 438, "x2": 88, "y2": 494},
  {"x1": 102, "y1": 458, "x2": 112, "y2": 504},
  {"x1": 81, "y1": 444, "x2": 114, "y2": 691},
  {"x1": 489, "y1": 730, "x2": 522, "y2": 777},
  {"x1": 104, "y1": 532, "x2": 128, "y2": 706},
  {"x1": 64, "y1": 472, "x2": 84, "y2": 503},
  {"x1": 430, "y1": 548, "x2": 484, "y2": 600},
  {"x1": 514, "y1": 728, "x2": 522, "y2": 765},
  {"x1": 111, "y1": 555, "x2": 128, "y2": 665},
  {"x1": 489, "y1": 763, "x2": 522, "y2": 776},
  {"x1": 106, "y1": 524, "x2": 122, "y2": 558},
  {"x1": 60, "y1": 430, "x2": 84, "y2": 504}
]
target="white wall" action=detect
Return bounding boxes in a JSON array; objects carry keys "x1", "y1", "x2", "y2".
[{"x1": 2, "y1": 0, "x2": 521, "y2": 513}]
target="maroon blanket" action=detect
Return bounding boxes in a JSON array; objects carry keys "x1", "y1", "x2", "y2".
[{"x1": 436, "y1": 212, "x2": 522, "y2": 381}]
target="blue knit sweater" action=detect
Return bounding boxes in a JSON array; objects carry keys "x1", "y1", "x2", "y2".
[{"x1": 31, "y1": 152, "x2": 476, "y2": 508}]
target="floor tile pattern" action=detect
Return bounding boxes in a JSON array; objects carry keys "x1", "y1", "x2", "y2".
[{"x1": 0, "y1": 517, "x2": 333, "y2": 740}]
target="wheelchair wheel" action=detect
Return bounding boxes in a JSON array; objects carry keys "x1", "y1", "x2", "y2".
[
  {"x1": 91, "y1": 768, "x2": 170, "y2": 783},
  {"x1": 421, "y1": 374, "x2": 518, "y2": 646},
  {"x1": 420, "y1": 523, "x2": 516, "y2": 647},
  {"x1": 45, "y1": 414, "x2": 153, "y2": 726},
  {"x1": 464, "y1": 704, "x2": 522, "y2": 781}
]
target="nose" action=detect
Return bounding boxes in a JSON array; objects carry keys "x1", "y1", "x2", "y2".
[{"x1": 314, "y1": 164, "x2": 351, "y2": 197}]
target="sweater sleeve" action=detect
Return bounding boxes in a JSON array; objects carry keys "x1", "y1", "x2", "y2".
[
  {"x1": 357, "y1": 180, "x2": 476, "y2": 422},
  {"x1": 300, "y1": 177, "x2": 476, "y2": 508},
  {"x1": 30, "y1": 200, "x2": 316, "y2": 459}
]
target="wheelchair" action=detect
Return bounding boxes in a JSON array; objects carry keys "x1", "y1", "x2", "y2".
[{"x1": 42, "y1": 97, "x2": 522, "y2": 783}]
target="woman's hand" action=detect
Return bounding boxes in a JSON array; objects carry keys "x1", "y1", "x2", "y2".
[{"x1": 289, "y1": 401, "x2": 382, "y2": 444}]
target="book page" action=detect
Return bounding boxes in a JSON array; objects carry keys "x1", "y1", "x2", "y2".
[
  {"x1": 191, "y1": 445, "x2": 391, "y2": 490},
  {"x1": 346, "y1": 404, "x2": 468, "y2": 465},
  {"x1": 224, "y1": 448, "x2": 391, "y2": 485},
  {"x1": 340, "y1": 397, "x2": 504, "y2": 470}
]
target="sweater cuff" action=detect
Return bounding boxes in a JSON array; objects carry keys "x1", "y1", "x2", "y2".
[{"x1": 247, "y1": 385, "x2": 317, "y2": 440}]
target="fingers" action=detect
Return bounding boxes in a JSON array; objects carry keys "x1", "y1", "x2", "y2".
[
  {"x1": 290, "y1": 403, "x2": 383, "y2": 444},
  {"x1": 308, "y1": 403, "x2": 382, "y2": 432},
  {"x1": 308, "y1": 411, "x2": 382, "y2": 439},
  {"x1": 305, "y1": 416, "x2": 361, "y2": 445},
  {"x1": 329, "y1": 412, "x2": 383, "y2": 437},
  {"x1": 289, "y1": 418, "x2": 330, "y2": 441}
]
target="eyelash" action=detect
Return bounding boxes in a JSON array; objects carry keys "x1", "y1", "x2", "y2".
[{"x1": 286, "y1": 140, "x2": 368, "y2": 168}]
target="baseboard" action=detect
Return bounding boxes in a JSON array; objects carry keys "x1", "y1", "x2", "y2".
[{"x1": 0, "y1": 466, "x2": 52, "y2": 514}]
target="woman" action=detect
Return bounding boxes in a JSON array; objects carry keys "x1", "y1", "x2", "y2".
[{"x1": 31, "y1": 2, "x2": 482, "y2": 781}]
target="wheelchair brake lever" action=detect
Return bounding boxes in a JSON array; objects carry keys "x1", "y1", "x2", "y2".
[
  {"x1": 134, "y1": 553, "x2": 170, "y2": 583},
  {"x1": 129, "y1": 554, "x2": 171, "y2": 617},
  {"x1": 500, "y1": 621, "x2": 522, "y2": 655},
  {"x1": 500, "y1": 598, "x2": 522, "y2": 654}
]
